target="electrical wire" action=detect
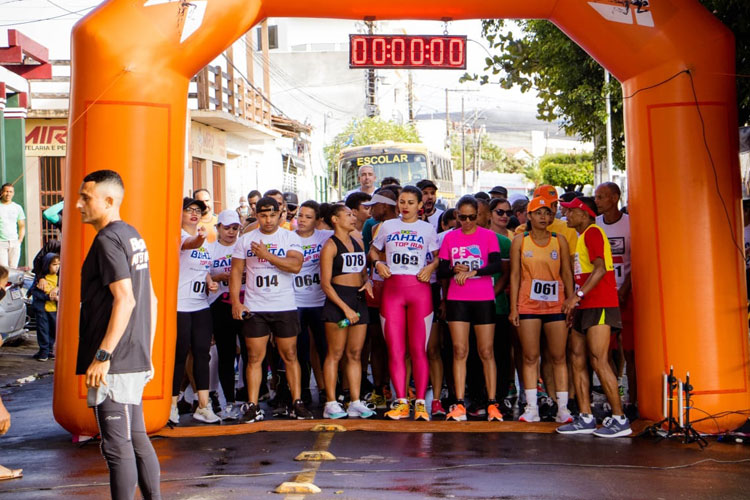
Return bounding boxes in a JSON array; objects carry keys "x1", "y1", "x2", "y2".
[
  {"x1": 686, "y1": 69, "x2": 746, "y2": 260},
  {"x1": 0, "y1": 5, "x2": 92, "y2": 26}
]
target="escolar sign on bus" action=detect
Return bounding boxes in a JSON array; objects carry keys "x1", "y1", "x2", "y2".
[{"x1": 356, "y1": 154, "x2": 418, "y2": 166}]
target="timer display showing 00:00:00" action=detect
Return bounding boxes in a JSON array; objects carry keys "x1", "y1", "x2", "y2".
[{"x1": 349, "y1": 35, "x2": 466, "y2": 69}]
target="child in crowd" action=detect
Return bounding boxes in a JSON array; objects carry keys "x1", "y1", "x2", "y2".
[{"x1": 31, "y1": 253, "x2": 60, "y2": 361}]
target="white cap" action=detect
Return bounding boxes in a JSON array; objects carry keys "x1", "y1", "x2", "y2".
[
  {"x1": 362, "y1": 193, "x2": 397, "y2": 206},
  {"x1": 217, "y1": 209, "x2": 241, "y2": 226}
]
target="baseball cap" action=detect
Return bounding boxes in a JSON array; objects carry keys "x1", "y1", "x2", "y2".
[
  {"x1": 183, "y1": 197, "x2": 207, "y2": 213},
  {"x1": 527, "y1": 196, "x2": 553, "y2": 213},
  {"x1": 363, "y1": 193, "x2": 397, "y2": 206},
  {"x1": 560, "y1": 197, "x2": 598, "y2": 218},
  {"x1": 489, "y1": 185, "x2": 508, "y2": 197},
  {"x1": 217, "y1": 209, "x2": 241, "y2": 226},
  {"x1": 283, "y1": 192, "x2": 299, "y2": 208},
  {"x1": 533, "y1": 184, "x2": 559, "y2": 203},
  {"x1": 416, "y1": 179, "x2": 438, "y2": 191}
]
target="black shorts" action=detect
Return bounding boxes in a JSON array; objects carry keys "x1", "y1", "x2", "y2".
[
  {"x1": 446, "y1": 300, "x2": 496, "y2": 325},
  {"x1": 321, "y1": 284, "x2": 370, "y2": 325},
  {"x1": 573, "y1": 307, "x2": 622, "y2": 333},
  {"x1": 519, "y1": 313, "x2": 567, "y2": 324},
  {"x1": 430, "y1": 282, "x2": 442, "y2": 322},
  {"x1": 242, "y1": 310, "x2": 300, "y2": 339}
]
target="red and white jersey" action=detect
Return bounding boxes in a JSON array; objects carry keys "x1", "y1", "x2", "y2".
[{"x1": 595, "y1": 213, "x2": 630, "y2": 289}]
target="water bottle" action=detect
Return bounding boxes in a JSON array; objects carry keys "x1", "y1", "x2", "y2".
[{"x1": 338, "y1": 313, "x2": 360, "y2": 328}]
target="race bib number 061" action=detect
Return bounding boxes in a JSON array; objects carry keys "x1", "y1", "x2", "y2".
[{"x1": 530, "y1": 279, "x2": 558, "y2": 302}]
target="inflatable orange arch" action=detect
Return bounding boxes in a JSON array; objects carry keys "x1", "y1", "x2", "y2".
[{"x1": 55, "y1": 0, "x2": 748, "y2": 435}]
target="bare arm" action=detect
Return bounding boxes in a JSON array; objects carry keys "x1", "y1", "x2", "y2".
[
  {"x1": 251, "y1": 241, "x2": 303, "y2": 274},
  {"x1": 17, "y1": 219, "x2": 25, "y2": 243},
  {"x1": 558, "y1": 235, "x2": 574, "y2": 299},
  {"x1": 85, "y1": 278, "x2": 136, "y2": 389},
  {"x1": 181, "y1": 226, "x2": 207, "y2": 250},
  {"x1": 230, "y1": 257, "x2": 248, "y2": 319},
  {"x1": 508, "y1": 235, "x2": 523, "y2": 326}
]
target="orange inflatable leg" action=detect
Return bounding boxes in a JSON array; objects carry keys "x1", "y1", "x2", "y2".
[{"x1": 56, "y1": 0, "x2": 748, "y2": 436}]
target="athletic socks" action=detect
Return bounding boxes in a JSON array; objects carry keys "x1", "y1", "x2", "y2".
[
  {"x1": 524, "y1": 389, "x2": 537, "y2": 408},
  {"x1": 556, "y1": 391, "x2": 569, "y2": 409},
  {"x1": 580, "y1": 413, "x2": 594, "y2": 423}
]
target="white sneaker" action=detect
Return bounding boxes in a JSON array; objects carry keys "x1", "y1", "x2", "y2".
[
  {"x1": 219, "y1": 404, "x2": 240, "y2": 421},
  {"x1": 555, "y1": 406, "x2": 574, "y2": 423},
  {"x1": 323, "y1": 401, "x2": 348, "y2": 419},
  {"x1": 169, "y1": 405, "x2": 180, "y2": 425},
  {"x1": 347, "y1": 400, "x2": 375, "y2": 419},
  {"x1": 193, "y1": 405, "x2": 221, "y2": 424},
  {"x1": 519, "y1": 405, "x2": 540, "y2": 422}
]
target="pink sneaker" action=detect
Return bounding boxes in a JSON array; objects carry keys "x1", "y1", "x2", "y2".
[{"x1": 431, "y1": 399, "x2": 446, "y2": 417}]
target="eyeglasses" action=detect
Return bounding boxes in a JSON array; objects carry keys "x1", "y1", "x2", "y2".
[
  {"x1": 494, "y1": 209, "x2": 513, "y2": 217},
  {"x1": 457, "y1": 214, "x2": 478, "y2": 222},
  {"x1": 184, "y1": 207, "x2": 202, "y2": 215}
]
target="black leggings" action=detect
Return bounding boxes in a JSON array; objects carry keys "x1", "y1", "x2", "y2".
[
  {"x1": 297, "y1": 306, "x2": 327, "y2": 392},
  {"x1": 174, "y1": 308, "x2": 212, "y2": 396},
  {"x1": 94, "y1": 397, "x2": 161, "y2": 500},
  {"x1": 211, "y1": 299, "x2": 247, "y2": 403}
]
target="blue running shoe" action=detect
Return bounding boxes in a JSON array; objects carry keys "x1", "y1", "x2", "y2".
[
  {"x1": 593, "y1": 416, "x2": 632, "y2": 438},
  {"x1": 556, "y1": 414, "x2": 597, "y2": 434}
]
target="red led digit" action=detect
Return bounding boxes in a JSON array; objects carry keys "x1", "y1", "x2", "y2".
[
  {"x1": 392, "y1": 37, "x2": 405, "y2": 65},
  {"x1": 411, "y1": 38, "x2": 425, "y2": 65},
  {"x1": 352, "y1": 37, "x2": 367, "y2": 65},
  {"x1": 449, "y1": 38, "x2": 464, "y2": 66},
  {"x1": 430, "y1": 38, "x2": 444, "y2": 65},
  {"x1": 372, "y1": 37, "x2": 387, "y2": 65}
]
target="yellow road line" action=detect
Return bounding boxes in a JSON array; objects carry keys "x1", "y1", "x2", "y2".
[{"x1": 279, "y1": 432, "x2": 336, "y2": 497}]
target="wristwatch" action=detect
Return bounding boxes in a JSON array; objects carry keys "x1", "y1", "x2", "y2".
[
  {"x1": 575, "y1": 290, "x2": 585, "y2": 299},
  {"x1": 95, "y1": 349, "x2": 112, "y2": 362}
]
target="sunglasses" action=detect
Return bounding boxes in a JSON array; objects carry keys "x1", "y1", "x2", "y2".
[
  {"x1": 494, "y1": 209, "x2": 513, "y2": 216},
  {"x1": 457, "y1": 214, "x2": 478, "y2": 222},
  {"x1": 184, "y1": 207, "x2": 203, "y2": 215}
]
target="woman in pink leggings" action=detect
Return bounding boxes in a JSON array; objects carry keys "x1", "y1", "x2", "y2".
[{"x1": 369, "y1": 186, "x2": 439, "y2": 421}]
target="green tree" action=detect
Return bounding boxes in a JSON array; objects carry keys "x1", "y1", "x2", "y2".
[
  {"x1": 465, "y1": 1, "x2": 750, "y2": 171},
  {"x1": 538, "y1": 153, "x2": 594, "y2": 192},
  {"x1": 449, "y1": 131, "x2": 525, "y2": 174},
  {"x1": 464, "y1": 19, "x2": 625, "y2": 170},
  {"x1": 324, "y1": 117, "x2": 421, "y2": 176}
]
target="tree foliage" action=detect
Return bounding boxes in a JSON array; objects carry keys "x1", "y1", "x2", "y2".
[
  {"x1": 449, "y1": 131, "x2": 525, "y2": 174},
  {"x1": 464, "y1": 19, "x2": 625, "y2": 170},
  {"x1": 324, "y1": 117, "x2": 421, "y2": 174},
  {"x1": 539, "y1": 153, "x2": 594, "y2": 192},
  {"x1": 465, "y1": 1, "x2": 750, "y2": 174}
]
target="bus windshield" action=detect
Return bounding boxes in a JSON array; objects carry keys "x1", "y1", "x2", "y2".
[{"x1": 340, "y1": 153, "x2": 428, "y2": 191}]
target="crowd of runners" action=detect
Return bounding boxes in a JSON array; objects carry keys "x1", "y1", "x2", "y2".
[{"x1": 172, "y1": 165, "x2": 635, "y2": 438}]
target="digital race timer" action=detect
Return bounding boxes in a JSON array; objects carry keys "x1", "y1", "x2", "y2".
[{"x1": 349, "y1": 35, "x2": 467, "y2": 70}]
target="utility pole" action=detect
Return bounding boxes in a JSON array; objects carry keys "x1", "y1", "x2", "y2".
[
  {"x1": 407, "y1": 71, "x2": 414, "y2": 123},
  {"x1": 461, "y1": 96, "x2": 465, "y2": 190},
  {"x1": 604, "y1": 69, "x2": 614, "y2": 183},
  {"x1": 445, "y1": 88, "x2": 450, "y2": 147},
  {"x1": 365, "y1": 20, "x2": 378, "y2": 117}
]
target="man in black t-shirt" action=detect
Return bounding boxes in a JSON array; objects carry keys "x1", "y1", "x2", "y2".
[{"x1": 75, "y1": 170, "x2": 161, "y2": 500}]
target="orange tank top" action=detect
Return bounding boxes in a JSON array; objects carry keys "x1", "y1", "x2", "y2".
[{"x1": 518, "y1": 232, "x2": 565, "y2": 314}]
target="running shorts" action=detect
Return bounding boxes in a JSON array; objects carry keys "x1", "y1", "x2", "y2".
[
  {"x1": 519, "y1": 313, "x2": 567, "y2": 324},
  {"x1": 446, "y1": 300, "x2": 496, "y2": 325},
  {"x1": 242, "y1": 310, "x2": 300, "y2": 339},
  {"x1": 321, "y1": 284, "x2": 370, "y2": 325},
  {"x1": 574, "y1": 307, "x2": 622, "y2": 333}
]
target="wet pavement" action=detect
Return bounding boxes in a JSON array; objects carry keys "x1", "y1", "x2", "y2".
[{"x1": 2, "y1": 338, "x2": 750, "y2": 499}]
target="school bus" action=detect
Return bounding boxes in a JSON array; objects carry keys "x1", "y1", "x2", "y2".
[{"x1": 337, "y1": 142, "x2": 454, "y2": 203}]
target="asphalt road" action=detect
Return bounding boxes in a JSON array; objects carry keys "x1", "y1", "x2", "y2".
[{"x1": 2, "y1": 336, "x2": 750, "y2": 499}]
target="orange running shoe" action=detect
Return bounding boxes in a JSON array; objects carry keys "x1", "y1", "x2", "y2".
[
  {"x1": 487, "y1": 403, "x2": 504, "y2": 422},
  {"x1": 414, "y1": 400, "x2": 430, "y2": 421},
  {"x1": 446, "y1": 403, "x2": 467, "y2": 421},
  {"x1": 385, "y1": 399, "x2": 410, "y2": 420}
]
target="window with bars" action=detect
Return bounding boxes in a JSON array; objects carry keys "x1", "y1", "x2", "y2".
[{"x1": 39, "y1": 156, "x2": 65, "y2": 245}]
